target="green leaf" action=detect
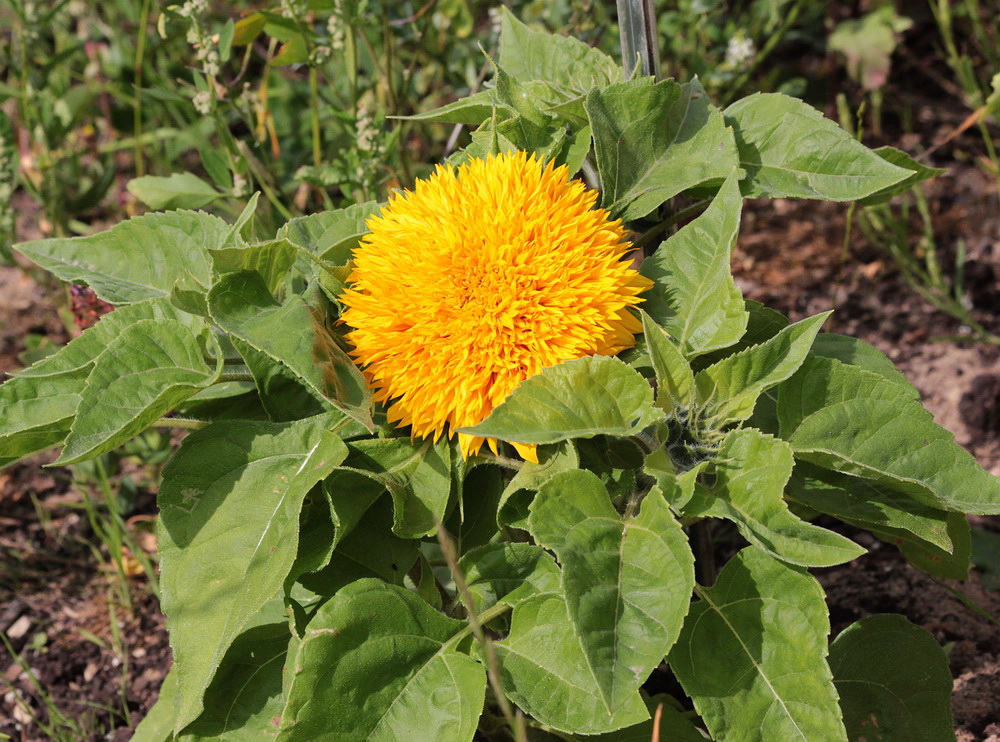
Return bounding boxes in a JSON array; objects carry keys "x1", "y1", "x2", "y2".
[
  {"x1": 158, "y1": 416, "x2": 348, "y2": 732},
  {"x1": 13, "y1": 298, "x2": 202, "y2": 379},
  {"x1": 210, "y1": 238, "x2": 298, "y2": 295},
  {"x1": 498, "y1": 7, "x2": 621, "y2": 125},
  {"x1": 893, "y1": 511, "x2": 970, "y2": 581},
  {"x1": 670, "y1": 548, "x2": 847, "y2": 742},
  {"x1": 829, "y1": 614, "x2": 955, "y2": 741},
  {"x1": 695, "y1": 311, "x2": 830, "y2": 426},
  {"x1": 972, "y1": 527, "x2": 1000, "y2": 590},
  {"x1": 299, "y1": 497, "x2": 419, "y2": 597},
  {"x1": 0, "y1": 371, "x2": 85, "y2": 468},
  {"x1": 641, "y1": 311, "x2": 694, "y2": 413},
  {"x1": 127, "y1": 172, "x2": 224, "y2": 210},
  {"x1": 400, "y1": 91, "x2": 496, "y2": 126},
  {"x1": 272, "y1": 34, "x2": 308, "y2": 66},
  {"x1": 587, "y1": 78, "x2": 738, "y2": 220},
  {"x1": 787, "y1": 462, "x2": 954, "y2": 553},
  {"x1": 528, "y1": 471, "x2": 695, "y2": 711},
  {"x1": 231, "y1": 338, "x2": 327, "y2": 423},
  {"x1": 778, "y1": 356, "x2": 1000, "y2": 514},
  {"x1": 810, "y1": 333, "x2": 917, "y2": 395},
  {"x1": 340, "y1": 437, "x2": 452, "y2": 539},
  {"x1": 460, "y1": 356, "x2": 661, "y2": 446},
  {"x1": 16, "y1": 211, "x2": 226, "y2": 304},
  {"x1": 280, "y1": 201, "x2": 381, "y2": 263},
  {"x1": 639, "y1": 172, "x2": 748, "y2": 357},
  {"x1": 497, "y1": 441, "x2": 579, "y2": 530},
  {"x1": 858, "y1": 146, "x2": 945, "y2": 206},
  {"x1": 55, "y1": 320, "x2": 222, "y2": 464},
  {"x1": 278, "y1": 580, "x2": 485, "y2": 742},
  {"x1": 179, "y1": 623, "x2": 290, "y2": 740},
  {"x1": 445, "y1": 464, "x2": 505, "y2": 553},
  {"x1": 460, "y1": 542, "x2": 562, "y2": 614},
  {"x1": 496, "y1": 592, "x2": 649, "y2": 734},
  {"x1": 724, "y1": 93, "x2": 911, "y2": 200},
  {"x1": 208, "y1": 270, "x2": 373, "y2": 430},
  {"x1": 686, "y1": 430, "x2": 865, "y2": 567}
]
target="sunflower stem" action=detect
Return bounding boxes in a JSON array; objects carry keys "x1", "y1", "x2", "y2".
[{"x1": 471, "y1": 451, "x2": 524, "y2": 471}]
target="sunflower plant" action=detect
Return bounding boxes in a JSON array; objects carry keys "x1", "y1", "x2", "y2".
[{"x1": 3, "y1": 9, "x2": 996, "y2": 741}]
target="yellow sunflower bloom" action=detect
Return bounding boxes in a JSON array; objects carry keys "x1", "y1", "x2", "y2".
[{"x1": 339, "y1": 151, "x2": 652, "y2": 461}]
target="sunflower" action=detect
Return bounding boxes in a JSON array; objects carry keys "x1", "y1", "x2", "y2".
[{"x1": 339, "y1": 151, "x2": 651, "y2": 461}]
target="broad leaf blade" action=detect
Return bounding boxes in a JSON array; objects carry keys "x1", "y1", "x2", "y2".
[
  {"x1": 342, "y1": 437, "x2": 452, "y2": 539},
  {"x1": 56, "y1": 319, "x2": 222, "y2": 464},
  {"x1": 830, "y1": 615, "x2": 955, "y2": 741},
  {"x1": 724, "y1": 93, "x2": 910, "y2": 200},
  {"x1": 587, "y1": 78, "x2": 738, "y2": 221},
  {"x1": 14, "y1": 298, "x2": 202, "y2": 379},
  {"x1": 0, "y1": 372, "x2": 85, "y2": 468},
  {"x1": 210, "y1": 238, "x2": 298, "y2": 295},
  {"x1": 858, "y1": 146, "x2": 945, "y2": 206},
  {"x1": 127, "y1": 172, "x2": 223, "y2": 210},
  {"x1": 528, "y1": 471, "x2": 695, "y2": 711},
  {"x1": 178, "y1": 623, "x2": 291, "y2": 740},
  {"x1": 208, "y1": 270, "x2": 373, "y2": 430},
  {"x1": 641, "y1": 311, "x2": 694, "y2": 412},
  {"x1": 496, "y1": 593, "x2": 650, "y2": 734},
  {"x1": 778, "y1": 356, "x2": 1000, "y2": 514},
  {"x1": 460, "y1": 542, "x2": 562, "y2": 613},
  {"x1": 15, "y1": 211, "x2": 226, "y2": 304},
  {"x1": 687, "y1": 430, "x2": 865, "y2": 567},
  {"x1": 639, "y1": 172, "x2": 748, "y2": 357},
  {"x1": 158, "y1": 416, "x2": 348, "y2": 731},
  {"x1": 670, "y1": 548, "x2": 847, "y2": 742},
  {"x1": 460, "y1": 356, "x2": 660, "y2": 446},
  {"x1": 277, "y1": 580, "x2": 485, "y2": 742},
  {"x1": 280, "y1": 201, "x2": 380, "y2": 262},
  {"x1": 695, "y1": 311, "x2": 830, "y2": 425}
]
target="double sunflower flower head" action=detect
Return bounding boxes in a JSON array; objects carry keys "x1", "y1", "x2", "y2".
[{"x1": 339, "y1": 151, "x2": 652, "y2": 461}]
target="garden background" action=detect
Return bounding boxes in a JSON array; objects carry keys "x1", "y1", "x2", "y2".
[{"x1": 2, "y1": 0, "x2": 1000, "y2": 739}]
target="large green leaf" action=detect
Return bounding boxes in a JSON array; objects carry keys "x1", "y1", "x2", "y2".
[
  {"x1": 444, "y1": 464, "x2": 505, "y2": 553},
  {"x1": 460, "y1": 356, "x2": 661, "y2": 446},
  {"x1": 158, "y1": 416, "x2": 348, "y2": 732},
  {"x1": 809, "y1": 333, "x2": 916, "y2": 395},
  {"x1": 778, "y1": 356, "x2": 1000, "y2": 514},
  {"x1": 337, "y1": 436, "x2": 452, "y2": 539},
  {"x1": 829, "y1": 615, "x2": 955, "y2": 741},
  {"x1": 639, "y1": 173, "x2": 748, "y2": 357},
  {"x1": 641, "y1": 311, "x2": 694, "y2": 413},
  {"x1": 498, "y1": 7, "x2": 621, "y2": 125},
  {"x1": 298, "y1": 497, "x2": 419, "y2": 597},
  {"x1": 858, "y1": 146, "x2": 946, "y2": 206},
  {"x1": 587, "y1": 78, "x2": 738, "y2": 221},
  {"x1": 15, "y1": 210, "x2": 227, "y2": 304},
  {"x1": 208, "y1": 270, "x2": 373, "y2": 430},
  {"x1": 231, "y1": 338, "x2": 326, "y2": 423},
  {"x1": 496, "y1": 592, "x2": 649, "y2": 734},
  {"x1": 497, "y1": 441, "x2": 579, "y2": 530},
  {"x1": 787, "y1": 462, "x2": 954, "y2": 553},
  {"x1": 695, "y1": 311, "x2": 830, "y2": 426},
  {"x1": 0, "y1": 371, "x2": 85, "y2": 468},
  {"x1": 401, "y1": 91, "x2": 496, "y2": 126},
  {"x1": 55, "y1": 319, "x2": 222, "y2": 464},
  {"x1": 127, "y1": 172, "x2": 224, "y2": 211},
  {"x1": 13, "y1": 298, "x2": 202, "y2": 379},
  {"x1": 460, "y1": 542, "x2": 562, "y2": 614},
  {"x1": 277, "y1": 580, "x2": 485, "y2": 742},
  {"x1": 528, "y1": 471, "x2": 695, "y2": 712},
  {"x1": 280, "y1": 201, "x2": 380, "y2": 262},
  {"x1": 724, "y1": 93, "x2": 910, "y2": 200},
  {"x1": 670, "y1": 548, "x2": 847, "y2": 742},
  {"x1": 210, "y1": 238, "x2": 298, "y2": 295},
  {"x1": 179, "y1": 623, "x2": 291, "y2": 740},
  {"x1": 686, "y1": 430, "x2": 865, "y2": 567}
]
